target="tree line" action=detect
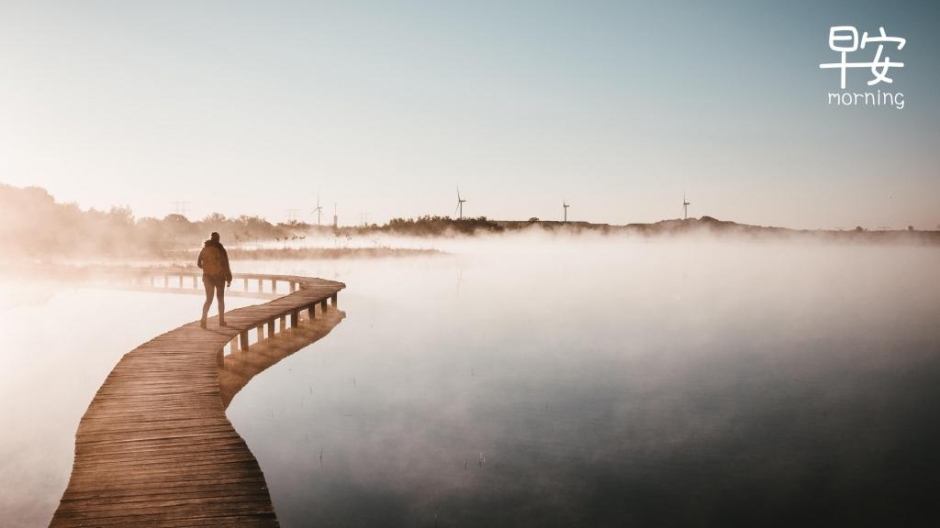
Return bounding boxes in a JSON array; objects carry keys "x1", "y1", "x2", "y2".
[{"x1": 0, "y1": 184, "x2": 507, "y2": 259}]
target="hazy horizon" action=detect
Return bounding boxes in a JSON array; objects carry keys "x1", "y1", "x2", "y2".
[
  {"x1": 3, "y1": 179, "x2": 939, "y2": 233},
  {"x1": 2, "y1": 1, "x2": 939, "y2": 230}
]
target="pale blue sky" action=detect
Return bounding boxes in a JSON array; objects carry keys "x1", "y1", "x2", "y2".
[{"x1": 1, "y1": 1, "x2": 938, "y2": 228}]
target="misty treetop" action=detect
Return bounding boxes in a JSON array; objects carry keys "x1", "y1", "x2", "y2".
[
  {"x1": 0, "y1": 184, "x2": 310, "y2": 258},
  {"x1": 384, "y1": 215, "x2": 503, "y2": 235},
  {"x1": 0, "y1": 184, "x2": 502, "y2": 259},
  {"x1": 3, "y1": 183, "x2": 936, "y2": 261}
]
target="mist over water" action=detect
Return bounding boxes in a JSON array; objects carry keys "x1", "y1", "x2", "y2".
[
  {"x1": 2, "y1": 235, "x2": 939, "y2": 527},
  {"x1": 226, "y1": 237, "x2": 940, "y2": 527},
  {"x1": 0, "y1": 285, "x2": 257, "y2": 528}
]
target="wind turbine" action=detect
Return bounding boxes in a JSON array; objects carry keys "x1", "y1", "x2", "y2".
[
  {"x1": 311, "y1": 195, "x2": 323, "y2": 226},
  {"x1": 170, "y1": 201, "x2": 190, "y2": 218},
  {"x1": 563, "y1": 200, "x2": 570, "y2": 223},
  {"x1": 682, "y1": 192, "x2": 691, "y2": 220},
  {"x1": 455, "y1": 186, "x2": 467, "y2": 220}
]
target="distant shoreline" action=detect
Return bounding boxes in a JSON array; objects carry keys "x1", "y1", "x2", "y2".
[
  {"x1": 3, "y1": 184, "x2": 939, "y2": 261},
  {"x1": 194, "y1": 247, "x2": 446, "y2": 260},
  {"x1": 571, "y1": 216, "x2": 940, "y2": 245}
]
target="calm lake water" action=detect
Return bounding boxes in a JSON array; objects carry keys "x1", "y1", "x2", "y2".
[
  {"x1": 0, "y1": 285, "x2": 257, "y2": 527},
  {"x1": 3, "y1": 238, "x2": 940, "y2": 527}
]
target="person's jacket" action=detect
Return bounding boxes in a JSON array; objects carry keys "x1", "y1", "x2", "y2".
[{"x1": 197, "y1": 240, "x2": 233, "y2": 282}]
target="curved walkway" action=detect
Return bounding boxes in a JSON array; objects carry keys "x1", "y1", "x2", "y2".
[{"x1": 50, "y1": 273, "x2": 345, "y2": 527}]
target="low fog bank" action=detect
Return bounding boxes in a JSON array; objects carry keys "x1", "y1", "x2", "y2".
[
  {"x1": 3, "y1": 183, "x2": 938, "y2": 265},
  {"x1": 0, "y1": 283, "x2": 259, "y2": 528},
  {"x1": 228, "y1": 237, "x2": 940, "y2": 527},
  {"x1": 3, "y1": 226, "x2": 940, "y2": 526}
]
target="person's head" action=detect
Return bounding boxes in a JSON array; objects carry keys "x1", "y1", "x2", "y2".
[{"x1": 210, "y1": 232, "x2": 220, "y2": 243}]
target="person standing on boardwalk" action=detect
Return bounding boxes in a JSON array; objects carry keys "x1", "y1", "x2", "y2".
[{"x1": 198, "y1": 232, "x2": 233, "y2": 329}]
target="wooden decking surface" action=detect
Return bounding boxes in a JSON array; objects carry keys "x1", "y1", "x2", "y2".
[{"x1": 50, "y1": 277, "x2": 345, "y2": 528}]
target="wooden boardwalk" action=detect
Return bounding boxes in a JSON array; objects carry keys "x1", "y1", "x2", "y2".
[{"x1": 50, "y1": 273, "x2": 345, "y2": 527}]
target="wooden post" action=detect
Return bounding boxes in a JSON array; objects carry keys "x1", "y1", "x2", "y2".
[
  {"x1": 321, "y1": 299, "x2": 328, "y2": 313},
  {"x1": 308, "y1": 303, "x2": 315, "y2": 320},
  {"x1": 290, "y1": 310, "x2": 298, "y2": 328},
  {"x1": 290, "y1": 282, "x2": 296, "y2": 293},
  {"x1": 267, "y1": 319, "x2": 275, "y2": 337},
  {"x1": 331, "y1": 293, "x2": 338, "y2": 308},
  {"x1": 258, "y1": 279, "x2": 263, "y2": 293},
  {"x1": 279, "y1": 315, "x2": 286, "y2": 332},
  {"x1": 271, "y1": 279, "x2": 277, "y2": 293},
  {"x1": 240, "y1": 331, "x2": 249, "y2": 352},
  {"x1": 243, "y1": 278, "x2": 248, "y2": 291},
  {"x1": 257, "y1": 326, "x2": 264, "y2": 343},
  {"x1": 217, "y1": 348, "x2": 224, "y2": 368}
]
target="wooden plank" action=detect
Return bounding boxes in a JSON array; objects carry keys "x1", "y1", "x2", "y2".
[{"x1": 50, "y1": 275, "x2": 345, "y2": 528}]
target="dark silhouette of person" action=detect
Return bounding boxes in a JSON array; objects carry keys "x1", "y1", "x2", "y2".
[{"x1": 197, "y1": 232, "x2": 233, "y2": 328}]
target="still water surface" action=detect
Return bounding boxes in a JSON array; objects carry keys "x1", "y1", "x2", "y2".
[
  {"x1": 230, "y1": 239, "x2": 940, "y2": 527},
  {"x1": 0, "y1": 285, "x2": 255, "y2": 527},
  {"x1": 2, "y1": 239, "x2": 939, "y2": 527}
]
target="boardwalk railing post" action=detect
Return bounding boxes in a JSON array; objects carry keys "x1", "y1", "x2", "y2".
[
  {"x1": 279, "y1": 315, "x2": 286, "y2": 332},
  {"x1": 331, "y1": 293, "x2": 338, "y2": 308},
  {"x1": 308, "y1": 303, "x2": 315, "y2": 320},
  {"x1": 290, "y1": 281, "x2": 296, "y2": 293},
  {"x1": 290, "y1": 310, "x2": 298, "y2": 328},
  {"x1": 321, "y1": 299, "x2": 328, "y2": 313},
  {"x1": 267, "y1": 319, "x2": 275, "y2": 338},
  {"x1": 243, "y1": 277, "x2": 248, "y2": 291},
  {"x1": 240, "y1": 331, "x2": 249, "y2": 352},
  {"x1": 257, "y1": 326, "x2": 264, "y2": 343},
  {"x1": 271, "y1": 279, "x2": 277, "y2": 293}
]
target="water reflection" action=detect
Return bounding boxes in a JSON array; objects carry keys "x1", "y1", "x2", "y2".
[
  {"x1": 226, "y1": 240, "x2": 940, "y2": 528},
  {"x1": 2, "y1": 240, "x2": 940, "y2": 527},
  {"x1": 220, "y1": 309, "x2": 346, "y2": 409},
  {"x1": 0, "y1": 273, "x2": 254, "y2": 528}
]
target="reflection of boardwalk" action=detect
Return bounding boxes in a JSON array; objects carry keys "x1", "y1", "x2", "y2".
[
  {"x1": 50, "y1": 273, "x2": 344, "y2": 527},
  {"x1": 219, "y1": 309, "x2": 344, "y2": 410}
]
